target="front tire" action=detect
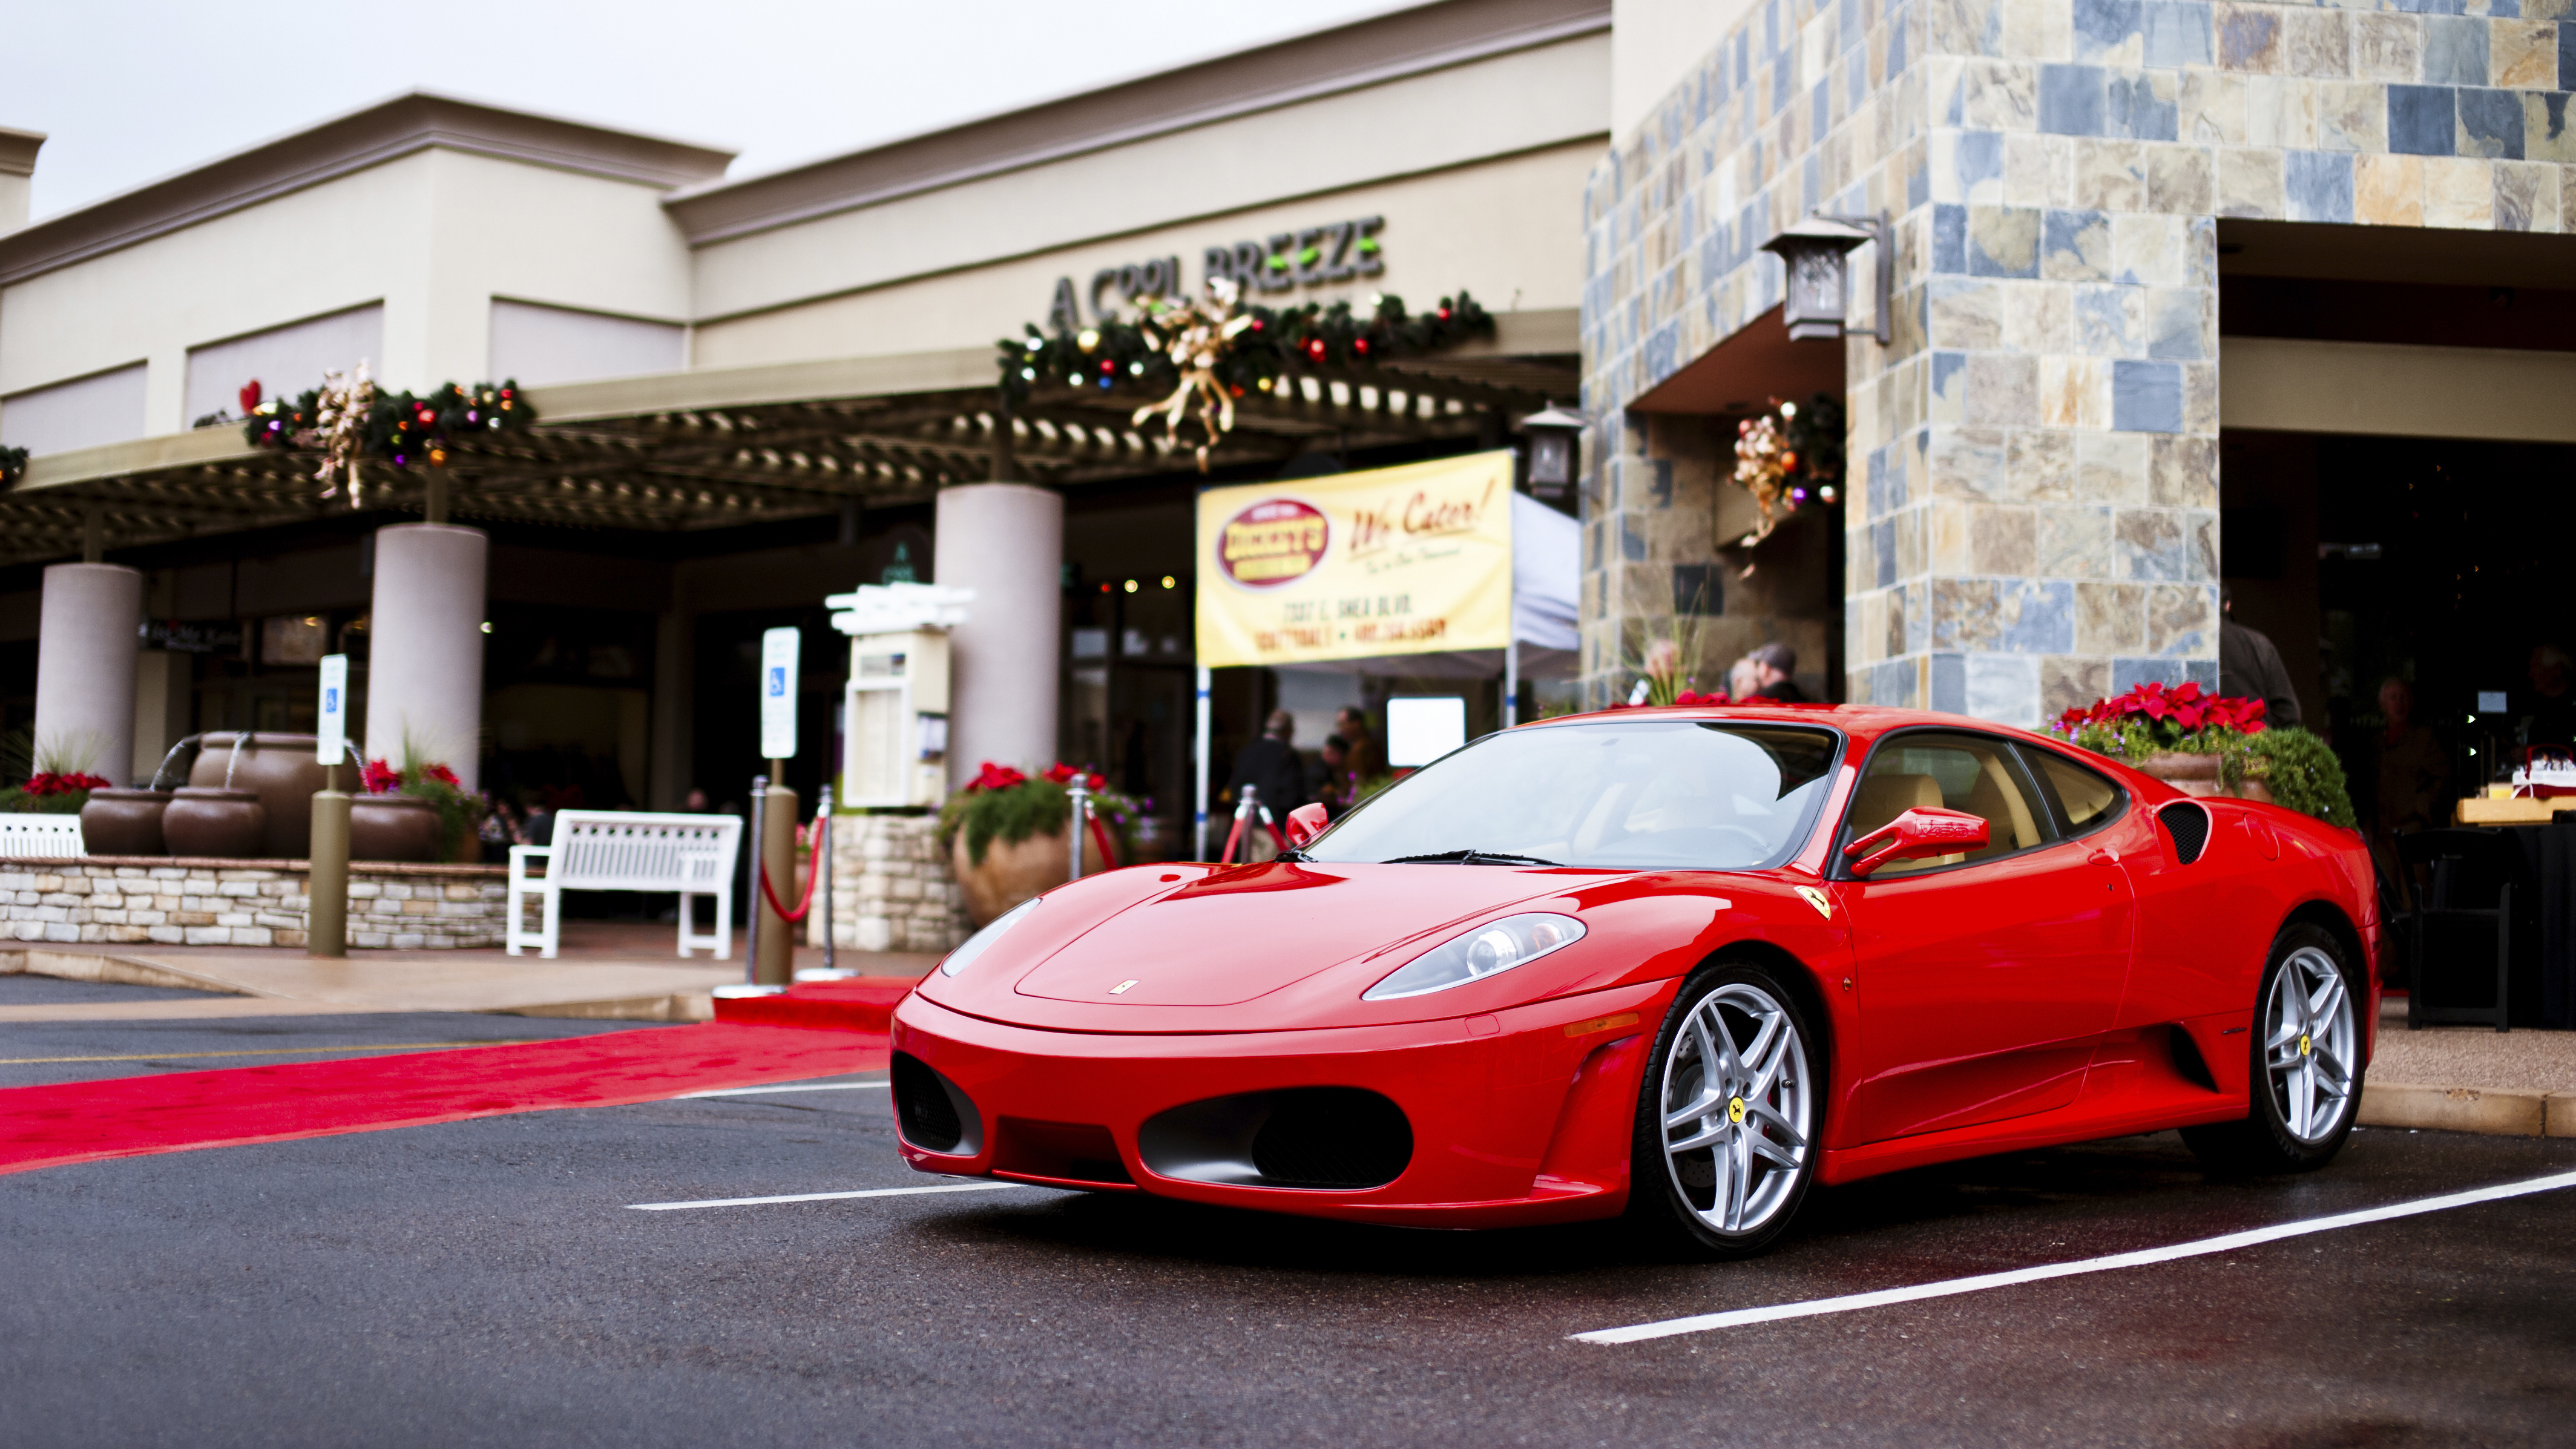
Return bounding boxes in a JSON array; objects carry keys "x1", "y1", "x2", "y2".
[
  {"x1": 2183, "y1": 923, "x2": 2365, "y2": 1173},
  {"x1": 1628, "y1": 964, "x2": 1821, "y2": 1258}
]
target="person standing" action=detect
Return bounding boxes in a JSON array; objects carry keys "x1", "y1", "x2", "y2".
[
  {"x1": 2523, "y1": 643, "x2": 2576, "y2": 750},
  {"x1": 2374, "y1": 677, "x2": 2450, "y2": 839},
  {"x1": 1744, "y1": 643, "x2": 1807, "y2": 702},
  {"x1": 1335, "y1": 705, "x2": 1383, "y2": 786},
  {"x1": 1225, "y1": 709, "x2": 1307, "y2": 823},
  {"x1": 2220, "y1": 586, "x2": 2302, "y2": 729}
]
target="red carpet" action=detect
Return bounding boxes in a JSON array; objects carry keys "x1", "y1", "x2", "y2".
[
  {"x1": 711, "y1": 976, "x2": 918, "y2": 1033},
  {"x1": 0, "y1": 1024, "x2": 886, "y2": 1178}
]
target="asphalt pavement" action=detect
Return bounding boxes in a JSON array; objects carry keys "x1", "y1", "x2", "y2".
[{"x1": 2, "y1": 980, "x2": 2572, "y2": 1448}]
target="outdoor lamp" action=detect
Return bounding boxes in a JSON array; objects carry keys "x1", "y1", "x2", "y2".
[
  {"x1": 1760, "y1": 212, "x2": 1892, "y2": 344},
  {"x1": 1517, "y1": 402, "x2": 1586, "y2": 499}
]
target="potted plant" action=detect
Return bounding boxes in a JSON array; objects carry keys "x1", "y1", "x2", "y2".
[
  {"x1": 350, "y1": 757, "x2": 442, "y2": 862},
  {"x1": 939, "y1": 761, "x2": 1136, "y2": 925},
  {"x1": 2050, "y1": 682, "x2": 2357, "y2": 827}
]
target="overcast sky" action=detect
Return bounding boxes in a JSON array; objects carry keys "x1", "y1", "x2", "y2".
[{"x1": 11, "y1": 0, "x2": 1405, "y2": 218}]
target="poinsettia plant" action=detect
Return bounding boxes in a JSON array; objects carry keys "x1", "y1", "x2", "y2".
[
  {"x1": 939, "y1": 760, "x2": 1144, "y2": 867},
  {"x1": 363, "y1": 749, "x2": 483, "y2": 858},
  {"x1": 4, "y1": 770, "x2": 111, "y2": 815},
  {"x1": 2052, "y1": 682, "x2": 2354, "y2": 827}
]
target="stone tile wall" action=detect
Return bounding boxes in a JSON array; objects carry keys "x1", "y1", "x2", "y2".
[
  {"x1": 1582, "y1": 0, "x2": 2576, "y2": 722},
  {"x1": 816, "y1": 815, "x2": 971, "y2": 955},
  {"x1": 1, "y1": 858, "x2": 506, "y2": 949}
]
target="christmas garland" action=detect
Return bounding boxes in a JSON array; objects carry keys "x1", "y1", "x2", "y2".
[
  {"x1": 999, "y1": 286, "x2": 1494, "y2": 464},
  {"x1": 243, "y1": 373, "x2": 536, "y2": 504},
  {"x1": 0, "y1": 444, "x2": 25, "y2": 488},
  {"x1": 1726, "y1": 392, "x2": 1845, "y2": 564}
]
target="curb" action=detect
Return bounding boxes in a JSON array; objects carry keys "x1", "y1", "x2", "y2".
[
  {"x1": 502, "y1": 993, "x2": 715, "y2": 1024},
  {"x1": 0, "y1": 947, "x2": 240, "y2": 994},
  {"x1": 2360, "y1": 1080, "x2": 2576, "y2": 1138}
]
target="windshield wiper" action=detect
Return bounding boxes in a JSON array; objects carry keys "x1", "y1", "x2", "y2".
[{"x1": 1382, "y1": 849, "x2": 1563, "y2": 867}]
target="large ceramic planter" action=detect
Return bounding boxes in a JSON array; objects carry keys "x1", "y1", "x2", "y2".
[
  {"x1": 2137, "y1": 752, "x2": 2273, "y2": 804},
  {"x1": 162, "y1": 788, "x2": 268, "y2": 858},
  {"x1": 80, "y1": 789, "x2": 172, "y2": 855},
  {"x1": 350, "y1": 795, "x2": 442, "y2": 862},
  {"x1": 950, "y1": 827, "x2": 1112, "y2": 928},
  {"x1": 189, "y1": 733, "x2": 330, "y2": 859}
]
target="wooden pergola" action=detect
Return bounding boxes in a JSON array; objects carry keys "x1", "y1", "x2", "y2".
[{"x1": 1, "y1": 327, "x2": 1576, "y2": 566}]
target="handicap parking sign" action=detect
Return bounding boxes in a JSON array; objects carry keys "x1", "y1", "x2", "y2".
[{"x1": 758, "y1": 628, "x2": 801, "y2": 758}]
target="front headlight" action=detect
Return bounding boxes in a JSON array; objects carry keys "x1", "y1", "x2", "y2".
[
  {"x1": 940, "y1": 895, "x2": 1040, "y2": 977},
  {"x1": 1361, "y1": 912, "x2": 1586, "y2": 1001}
]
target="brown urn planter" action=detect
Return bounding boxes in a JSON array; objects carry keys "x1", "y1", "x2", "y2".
[
  {"x1": 349, "y1": 795, "x2": 442, "y2": 862},
  {"x1": 2137, "y1": 752, "x2": 2273, "y2": 804},
  {"x1": 189, "y1": 733, "x2": 330, "y2": 859},
  {"x1": 950, "y1": 826, "x2": 1113, "y2": 928},
  {"x1": 162, "y1": 788, "x2": 268, "y2": 858},
  {"x1": 80, "y1": 789, "x2": 174, "y2": 855}
]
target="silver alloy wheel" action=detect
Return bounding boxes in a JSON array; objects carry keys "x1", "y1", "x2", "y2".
[
  {"x1": 1659, "y1": 982, "x2": 1812, "y2": 1236},
  {"x1": 2264, "y1": 944, "x2": 2358, "y2": 1143}
]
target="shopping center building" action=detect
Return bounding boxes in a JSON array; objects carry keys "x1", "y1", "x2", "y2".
[{"x1": 3, "y1": 0, "x2": 2571, "y2": 840}]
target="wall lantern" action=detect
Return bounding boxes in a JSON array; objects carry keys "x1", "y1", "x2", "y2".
[
  {"x1": 1517, "y1": 402, "x2": 1586, "y2": 499},
  {"x1": 1760, "y1": 211, "x2": 1892, "y2": 345}
]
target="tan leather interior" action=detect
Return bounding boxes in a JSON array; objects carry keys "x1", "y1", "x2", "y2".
[
  {"x1": 1963, "y1": 755, "x2": 2042, "y2": 853},
  {"x1": 1847, "y1": 773, "x2": 1942, "y2": 840}
]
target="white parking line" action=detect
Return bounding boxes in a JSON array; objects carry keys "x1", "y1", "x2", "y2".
[
  {"x1": 1574, "y1": 1168, "x2": 2576, "y2": 1345},
  {"x1": 626, "y1": 1182, "x2": 1032, "y2": 1211},
  {"x1": 675, "y1": 1081, "x2": 890, "y2": 1099}
]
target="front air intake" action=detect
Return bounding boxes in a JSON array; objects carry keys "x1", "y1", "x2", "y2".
[
  {"x1": 1250, "y1": 1088, "x2": 1414, "y2": 1189},
  {"x1": 892, "y1": 1052, "x2": 968, "y2": 1152},
  {"x1": 1138, "y1": 1087, "x2": 1414, "y2": 1190},
  {"x1": 2157, "y1": 801, "x2": 2211, "y2": 864}
]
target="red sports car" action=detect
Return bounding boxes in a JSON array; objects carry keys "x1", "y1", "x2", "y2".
[{"x1": 890, "y1": 705, "x2": 2378, "y2": 1256}]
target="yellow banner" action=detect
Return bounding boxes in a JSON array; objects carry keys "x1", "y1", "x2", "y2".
[{"x1": 1195, "y1": 450, "x2": 1515, "y2": 668}]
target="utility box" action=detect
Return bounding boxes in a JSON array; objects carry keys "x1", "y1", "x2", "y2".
[
  {"x1": 841, "y1": 629, "x2": 950, "y2": 807},
  {"x1": 825, "y1": 582, "x2": 975, "y2": 809}
]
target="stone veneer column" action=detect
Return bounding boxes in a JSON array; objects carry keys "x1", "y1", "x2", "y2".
[
  {"x1": 363, "y1": 523, "x2": 488, "y2": 790},
  {"x1": 33, "y1": 563, "x2": 142, "y2": 785},
  {"x1": 933, "y1": 482, "x2": 1062, "y2": 786}
]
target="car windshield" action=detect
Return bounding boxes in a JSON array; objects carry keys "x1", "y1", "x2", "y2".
[{"x1": 1304, "y1": 719, "x2": 1841, "y2": 871}]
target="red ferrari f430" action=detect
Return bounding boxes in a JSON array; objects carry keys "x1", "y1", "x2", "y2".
[{"x1": 890, "y1": 706, "x2": 2378, "y2": 1256}]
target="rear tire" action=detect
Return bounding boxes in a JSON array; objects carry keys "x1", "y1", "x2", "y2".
[
  {"x1": 1627, "y1": 963, "x2": 1822, "y2": 1258},
  {"x1": 2183, "y1": 923, "x2": 2364, "y2": 1174}
]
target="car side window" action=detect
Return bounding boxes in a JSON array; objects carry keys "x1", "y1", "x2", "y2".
[
  {"x1": 1844, "y1": 731, "x2": 2054, "y2": 876},
  {"x1": 2019, "y1": 744, "x2": 2126, "y2": 839}
]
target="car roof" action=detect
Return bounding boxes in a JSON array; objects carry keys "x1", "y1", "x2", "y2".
[{"x1": 1529, "y1": 703, "x2": 2062, "y2": 748}]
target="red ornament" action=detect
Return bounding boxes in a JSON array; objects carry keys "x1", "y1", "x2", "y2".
[{"x1": 238, "y1": 380, "x2": 262, "y2": 413}]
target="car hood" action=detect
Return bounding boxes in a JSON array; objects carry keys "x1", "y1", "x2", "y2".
[
  {"x1": 1011, "y1": 861, "x2": 1579, "y2": 1006},
  {"x1": 910, "y1": 861, "x2": 1825, "y2": 1034}
]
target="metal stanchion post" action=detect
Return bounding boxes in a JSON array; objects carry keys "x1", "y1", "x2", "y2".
[
  {"x1": 743, "y1": 774, "x2": 767, "y2": 987},
  {"x1": 1066, "y1": 778, "x2": 1091, "y2": 881},
  {"x1": 816, "y1": 783, "x2": 836, "y2": 976}
]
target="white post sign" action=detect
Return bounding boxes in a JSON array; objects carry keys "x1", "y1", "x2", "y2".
[
  {"x1": 759, "y1": 627, "x2": 801, "y2": 759},
  {"x1": 316, "y1": 654, "x2": 349, "y2": 764}
]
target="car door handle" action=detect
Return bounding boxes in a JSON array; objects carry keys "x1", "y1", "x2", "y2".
[{"x1": 2088, "y1": 849, "x2": 2118, "y2": 866}]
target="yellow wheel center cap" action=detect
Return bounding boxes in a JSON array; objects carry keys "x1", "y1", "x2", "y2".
[
  {"x1": 1727, "y1": 1096, "x2": 1747, "y2": 1125},
  {"x1": 2299, "y1": 1033, "x2": 2312, "y2": 1057}
]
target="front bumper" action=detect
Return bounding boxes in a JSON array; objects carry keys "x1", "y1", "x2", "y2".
[{"x1": 888, "y1": 981, "x2": 1676, "y2": 1229}]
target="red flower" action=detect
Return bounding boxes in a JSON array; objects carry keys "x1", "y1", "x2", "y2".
[
  {"x1": 361, "y1": 758, "x2": 403, "y2": 794},
  {"x1": 966, "y1": 761, "x2": 1027, "y2": 793},
  {"x1": 238, "y1": 380, "x2": 262, "y2": 413},
  {"x1": 420, "y1": 763, "x2": 461, "y2": 789},
  {"x1": 24, "y1": 771, "x2": 110, "y2": 796}
]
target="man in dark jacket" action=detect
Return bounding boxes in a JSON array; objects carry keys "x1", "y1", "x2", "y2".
[
  {"x1": 1226, "y1": 709, "x2": 1307, "y2": 821},
  {"x1": 2219, "y1": 585, "x2": 2302, "y2": 729}
]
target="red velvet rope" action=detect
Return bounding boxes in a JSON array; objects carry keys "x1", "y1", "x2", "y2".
[
  {"x1": 758, "y1": 815, "x2": 827, "y2": 923},
  {"x1": 1085, "y1": 812, "x2": 1119, "y2": 874}
]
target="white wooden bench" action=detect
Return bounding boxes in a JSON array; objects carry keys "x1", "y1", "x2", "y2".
[
  {"x1": 507, "y1": 810, "x2": 741, "y2": 960},
  {"x1": 0, "y1": 816, "x2": 85, "y2": 858}
]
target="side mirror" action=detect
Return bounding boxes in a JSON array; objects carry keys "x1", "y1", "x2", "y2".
[
  {"x1": 1843, "y1": 806, "x2": 1988, "y2": 877},
  {"x1": 1284, "y1": 802, "x2": 1330, "y2": 849}
]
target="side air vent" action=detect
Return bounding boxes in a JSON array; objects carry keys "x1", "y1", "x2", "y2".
[
  {"x1": 2157, "y1": 801, "x2": 2211, "y2": 864},
  {"x1": 891, "y1": 1051, "x2": 979, "y2": 1154}
]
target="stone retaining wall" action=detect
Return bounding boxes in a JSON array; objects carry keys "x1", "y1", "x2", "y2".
[
  {"x1": 1, "y1": 857, "x2": 507, "y2": 949},
  {"x1": 814, "y1": 815, "x2": 970, "y2": 955}
]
